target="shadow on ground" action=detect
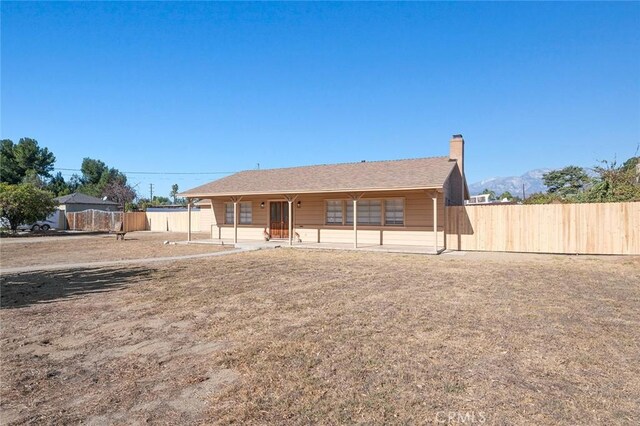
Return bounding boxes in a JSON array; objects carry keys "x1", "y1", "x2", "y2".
[
  {"x1": 0, "y1": 230, "x2": 108, "y2": 239},
  {"x1": 0, "y1": 266, "x2": 155, "y2": 309}
]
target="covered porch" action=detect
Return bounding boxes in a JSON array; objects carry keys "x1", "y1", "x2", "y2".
[{"x1": 183, "y1": 188, "x2": 447, "y2": 253}]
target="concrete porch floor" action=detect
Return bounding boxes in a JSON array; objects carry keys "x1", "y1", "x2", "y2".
[{"x1": 186, "y1": 238, "x2": 444, "y2": 255}]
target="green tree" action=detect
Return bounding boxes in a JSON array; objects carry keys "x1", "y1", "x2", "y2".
[
  {"x1": 583, "y1": 157, "x2": 640, "y2": 202},
  {"x1": 68, "y1": 174, "x2": 82, "y2": 192},
  {"x1": 134, "y1": 198, "x2": 151, "y2": 211},
  {"x1": 134, "y1": 196, "x2": 172, "y2": 211},
  {"x1": 621, "y1": 156, "x2": 639, "y2": 175},
  {"x1": 481, "y1": 188, "x2": 496, "y2": 201},
  {"x1": 0, "y1": 138, "x2": 56, "y2": 184},
  {"x1": 0, "y1": 183, "x2": 57, "y2": 232},
  {"x1": 77, "y1": 158, "x2": 128, "y2": 197},
  {"x1": 170, "y1": 184, "x2": 179, "y2": 204},
  {"x1": 498, "y1": 191, "x2": 513, "y2": 201},
  {"x1": 153, "y1": 196, "x2": 171, "y2": 205},
  {"x1": 543, "y1": 166, "x2": 591, "y2": 198},
  {"x1": 496, "y1": 191, "x2": 522, "y2": 203},
  {"x1": 47, "y1": 172, "x2": 73, "y2": 196},
  {"x1": 22, "y1": 169, "x2": 46, "y2": 188}
]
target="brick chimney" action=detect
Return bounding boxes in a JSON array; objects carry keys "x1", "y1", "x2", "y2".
[
  {"x1": 449, "y1": 134, "x2": 465, "y2": 202},
  {"x1": 449, "y1": 134, "x2": 464, "y2": 178}
]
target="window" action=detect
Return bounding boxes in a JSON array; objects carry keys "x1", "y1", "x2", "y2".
[
  {"x1": 358, "y1": 200, "x2": 382, "y2": 225},
  {"x1": 326, "y1": 200, "x2": 343, "y2": 224},
  {"x1": 225, "y1": 202, "x2": 252, "y2": 224},
  {"x1": 239, "y1": 202, "x2": 252, "y2": 224},
  {"x1": 225, "y1": 203, "x2": 234, "y2": 224},
  {"x1": 346, "y1": 200, "x2": 382, "y2": 225},
  {"x1": 385, "y1": 199, "x2": 404, "y2": 225},
  {"x1": 326, "y1": 198, "x2": 402, "y2": 226}
]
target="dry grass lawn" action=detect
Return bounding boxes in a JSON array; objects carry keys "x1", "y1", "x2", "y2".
[
  {"x1": 1, "y1": 247, "x2": 639, "y2": 425},
  {"x1": 0, "y1": 232, "x2": 226, "y2": 268}
]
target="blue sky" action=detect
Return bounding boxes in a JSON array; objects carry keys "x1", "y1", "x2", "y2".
[{"x1": 2, "y1": 2, "x2": 639, "y2": 199}]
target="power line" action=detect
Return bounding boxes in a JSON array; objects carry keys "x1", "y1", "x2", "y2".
[
  {"x1": 53, "y1": 167, "x2": 236, "y2": 175},
  {"x1": 53, "y1": 174, "x2": 213, "y2": 184}
]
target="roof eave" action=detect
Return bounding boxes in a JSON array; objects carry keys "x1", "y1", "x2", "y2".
[
  {"x1": 178, "y1": 185, "x2": 444, "y2": 198},
  {"x1": 60, "y1": 201, "x2": 119, "y2": 205}
]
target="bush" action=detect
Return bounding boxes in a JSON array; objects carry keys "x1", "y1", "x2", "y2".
[
  {"x1": 583, "y1": 157, "x2": 640, "y2": 203},
  {"x1": 523, "y1": 192, "x2": 566, "y2": 205}
]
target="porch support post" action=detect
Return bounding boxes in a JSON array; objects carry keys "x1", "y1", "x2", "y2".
[
  {"x1": 353, "y1": 198, "x2": 358, "y2": 248},
  {"x1": 209, "y1": 198, "x2": 217, "y2": 240},
  {"x1": 350, "y1": 193, "x2": 364, "y2": 249},
  {"x1": 283, "y1": 194, "x2": 298, "y2": 246},
  {"x1": 432, "y1": 193, "x2": 438, "y2": 252},
  {"x1": 229, "y1": 196, "x2": 243, "y2": 244},
  {"x1": 288, "y1": 200, "x2": 293, "y2": 246},
  {"x1": 187, "y1": 198, "x2": 192, "y2": 242},
  {"x1": 233, "y1": 199, "x2": 238, "y2": 244}
]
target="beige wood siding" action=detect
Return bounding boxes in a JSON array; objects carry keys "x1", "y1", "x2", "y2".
[
  {"x1": 382, "y1": 230, "x2": 444, "y2": 246},
  {"x1": 206, "y1": 190, "x2": 445, "y2": 246},
  {"x1": 444, "y1": 165, "x2": 465, "y2": 206},
  {"x1": 211, "y1": 200, "x2": 224, "y2": 225},
  {"x1": 220, "y1": 226, "x2": 264, "y2": 240},
  {"x1": 199, "y1": 207, "x2": 215, "y2": 233},
  {"x1": 293, "y1": 228, "x2": 443, "y2": 247},
  {"x1": 281, "y1": 190, "x2": 444, "y2": 228}
]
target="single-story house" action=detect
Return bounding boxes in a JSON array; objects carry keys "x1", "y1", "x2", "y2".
[
  {"x1": 180, "y1": 135, "x2": 468, "y2": 252},
  {"x1": 55, "y1": 192, "x2": 120, "y2": 229}
]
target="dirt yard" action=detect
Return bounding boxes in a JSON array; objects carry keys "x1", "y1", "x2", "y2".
[
  {"x1": 1, "y1": 245, "x2": 639, "y2": 425},
  {"x1": 0, "y1": 232, "x2": 227, "y2": 269}
]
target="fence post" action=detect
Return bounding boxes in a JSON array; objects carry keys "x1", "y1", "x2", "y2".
[{"x1": 187, "y1": 201, "x2": 192, "y2": 242}]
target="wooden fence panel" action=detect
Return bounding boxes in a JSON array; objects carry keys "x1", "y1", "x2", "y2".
[
  {"x1": 445, "y1": 202, "x2": 640, "y2": 255},
  {"x1": 124, "y1": 212, "x2": 148, "y2": 232},
  {"x1": 65, "y1": 210, "x2": 123, "y2": 232},
  {"x1": 146, "y1": 211, "x2": 201, "y2": 232}
]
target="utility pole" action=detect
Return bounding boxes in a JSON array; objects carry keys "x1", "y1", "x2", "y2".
[{"x1": 149, "y1": 183, "x2": 154, "y2": 200}]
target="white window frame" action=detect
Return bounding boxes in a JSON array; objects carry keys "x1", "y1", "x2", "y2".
[
  {"x1": 239, "y1": 202, "x2": 252, "y2": 225},
  {"x1": 324, "y1": 197, "x2": 405, "y2": 226},
  {"x1": 325, "y1": 200, "x2": 343, "y2": 225},
  {"x1": 345, "y1": 199, "x2": 382, "y2": 226},
  {"x1": 345, "y1": 201, "x2": 353, "y2": 225},
  {"x1": 354, "y1": 200, "x2": 382, "y2": 225},
  {"x1": 225, "y1": 203, "x2": 234, "y2": 225},
  {"x1": 384, "y1": 198, "x2": 404, "y2": 226}
]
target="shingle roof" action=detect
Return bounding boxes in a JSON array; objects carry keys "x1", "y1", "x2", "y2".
[
  {"x1": 55, "y1": 192, "x2": 119, "y2": 205},
  {"x1": 180, "y1": 156, "x2": 457, "y2": 197}
]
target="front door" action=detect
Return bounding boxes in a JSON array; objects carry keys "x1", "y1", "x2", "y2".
[{"x1": 270, "y1": 201, "x2": 289, "y2": 239}]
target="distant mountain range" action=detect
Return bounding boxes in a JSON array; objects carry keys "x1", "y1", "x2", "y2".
[{"x1": 469, "y1": 168, "x2": 552, "y2": 197}]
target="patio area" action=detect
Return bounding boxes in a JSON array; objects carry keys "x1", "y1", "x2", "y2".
[{"x1": 186, "y1": 238, "x2": 443, "y2": 254}]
